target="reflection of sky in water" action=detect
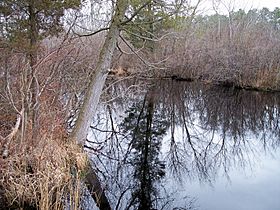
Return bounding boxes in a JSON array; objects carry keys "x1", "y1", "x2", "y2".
[
  {"x1": 164, "y1": 145, "x2": 280, "y2": 210},
  {"x1": 160, "y1": 119, "x2": 280, "y2": 209},
  {"x1": 87, "y1": 80, "x2": 280, "y2": 210}
]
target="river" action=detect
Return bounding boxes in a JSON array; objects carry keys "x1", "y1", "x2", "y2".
[{"x1": 86, "y1": 79, "x2": 280, "y2": 210}]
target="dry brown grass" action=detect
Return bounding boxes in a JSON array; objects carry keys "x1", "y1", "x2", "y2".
[{"x1": 0, "y1": 137, "x2": 87, "y2": 210}]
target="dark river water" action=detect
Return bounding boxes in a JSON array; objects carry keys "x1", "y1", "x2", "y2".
[{"x1": 86, "y1": 79, "x2": 280, "y2": 210}]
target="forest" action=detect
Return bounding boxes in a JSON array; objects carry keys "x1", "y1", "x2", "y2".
[{"x1": 0, "y1": 0, "x2": 280, "y2": 209}]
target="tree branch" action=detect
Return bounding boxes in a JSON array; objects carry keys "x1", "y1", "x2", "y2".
[
  {"x1": 74, "y1": 27, "x2": 110, "y2": 37},
  {"x1": 123, "y1": 28, "x2": 175, "y2": 42},
  {"x1": 119, "y1": 34, "x2": 169, "y2": 70},
  {"x1": 2, "y1": 109, "x2": 23, "y2": 158},
  {"x1": 120, "y1": 1, "x2": 152, "y2": 25}
]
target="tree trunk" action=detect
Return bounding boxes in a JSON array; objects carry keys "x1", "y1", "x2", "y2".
[
  {"x1": 71, "y1": 0, "x2": 128, "y2": 146},
  {"x1": 70, "y1": 0, "x2": 128, "y2": 209},
  {"x1": 28, "y1": 1, "x2": 39, "y2": 140}
]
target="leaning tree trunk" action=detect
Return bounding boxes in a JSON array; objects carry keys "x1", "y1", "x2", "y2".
[
  {"x1": 70, "y1": 0, "x2": 128, "y2": 209},
  {"x1": 71, "y1": 0, "x2": 127, "y2": 146}
]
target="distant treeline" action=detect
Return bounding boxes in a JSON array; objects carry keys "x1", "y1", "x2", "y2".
[{"x1": 120, "y1": 7, "x2": 280, "y2": 91}]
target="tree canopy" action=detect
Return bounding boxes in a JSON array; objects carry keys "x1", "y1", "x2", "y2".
[{"x1": 0, "y1": 0, "x2": 83, "y2": 49}]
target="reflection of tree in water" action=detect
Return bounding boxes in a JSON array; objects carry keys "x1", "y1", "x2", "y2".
[
  {"x1": 88, "y1": 79, "x2": 280, "y2": 209},
  {"x1": 155, "y1": 80, "x2": 280, "y2": 182},
  {"x1": 120, "y1": 90, "x2": 169, "y2": 210}
]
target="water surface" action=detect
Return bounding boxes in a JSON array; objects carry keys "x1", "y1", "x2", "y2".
[{"x1": 87, "y1": 79, "x2": 280, "y2": 210}]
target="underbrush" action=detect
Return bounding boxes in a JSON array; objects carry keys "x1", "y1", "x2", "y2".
[{"x1": 0, "y1": 35, "x2": 92, "y2": 209}]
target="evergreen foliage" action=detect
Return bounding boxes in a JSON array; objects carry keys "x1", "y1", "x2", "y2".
[{"x1": 0, "y1": 0, "x2": 83, "y2": 49}]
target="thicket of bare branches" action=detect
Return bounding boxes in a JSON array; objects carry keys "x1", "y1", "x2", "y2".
[
  {"x1": 0, "y1": 34, "x2": 103, "y2": 209},
  {"x1": 120, "y1": 8, "x2": 280, "y2": 91}
]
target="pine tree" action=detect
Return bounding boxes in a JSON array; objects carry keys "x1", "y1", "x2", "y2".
[{"x1": 0, "y1": 0, "x2": 82, "y2": 48}]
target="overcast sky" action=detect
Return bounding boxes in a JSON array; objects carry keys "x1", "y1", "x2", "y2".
[
  {"x1": 200, "y1": 0, "x2": 280, "y2": 14},
  {"x1": 251, "y1": 0, "x2": 280, "y2": 9}
]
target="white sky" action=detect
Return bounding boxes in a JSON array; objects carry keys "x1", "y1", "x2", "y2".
[
  {"x1": 200, "y1": 0, "x2": 280, "y2": 14},
  {"x1": 249, "y1": 0, "x2": 280, "y2": 10}
]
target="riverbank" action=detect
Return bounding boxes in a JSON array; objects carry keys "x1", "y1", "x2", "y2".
[{"x1": 161, "y1": 74, "x2": 280, "y2": 92}]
